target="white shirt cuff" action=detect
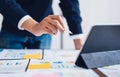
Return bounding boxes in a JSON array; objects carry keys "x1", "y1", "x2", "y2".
[
  {"x1": 18, "y1": 15, "x2": 32, "y2": 30},
  {"x1": 70, "y1": 34, "x2": 84, "y2": 39}
]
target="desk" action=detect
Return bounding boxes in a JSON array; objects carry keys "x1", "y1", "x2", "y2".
[{"x1": 0, "y1": 49, "x2": 119, "y2": 77}]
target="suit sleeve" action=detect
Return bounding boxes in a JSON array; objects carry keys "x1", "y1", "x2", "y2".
[
  {"x1": 0, "y1": 0, "x2": 28, "y2": 26},
  {"x1": 59, "y1": 0, "x2": 83, "y2": 35}
]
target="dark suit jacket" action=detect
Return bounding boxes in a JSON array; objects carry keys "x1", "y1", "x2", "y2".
[{"x1": 0, "y1": 0, "x2": 82, "y2": 36}]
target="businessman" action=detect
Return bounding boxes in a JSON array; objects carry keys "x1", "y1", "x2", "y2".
[{"x1": 0, "y1": 0, "x2": 83, "y2": 49}]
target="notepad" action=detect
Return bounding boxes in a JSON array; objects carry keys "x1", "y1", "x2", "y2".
[
  {"x1": 28, "y1": 59, "x2": 51, "y2": 69},
  {"x1": 32, "y1": 73, "x2": 60, "y2": 77}
]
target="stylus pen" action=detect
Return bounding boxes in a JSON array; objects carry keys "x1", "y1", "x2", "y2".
[
  {"x1": 67, "y1": 30, "x2": 73, "y2": 34},
  {"x1": 55, "y1": 20, "x2": 73, "y2": 34}
]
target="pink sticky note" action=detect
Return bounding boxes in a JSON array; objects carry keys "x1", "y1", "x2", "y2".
[{"x1": 32, "y1": 73, "x2": 60, "y2": 77}]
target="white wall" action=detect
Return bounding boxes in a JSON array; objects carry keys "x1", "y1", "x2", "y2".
[{"x1": 80, "y1": 0, "x2": 120, "y2": 38}]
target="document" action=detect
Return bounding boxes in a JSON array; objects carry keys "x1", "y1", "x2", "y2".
[
  {"x1": 0, "y1": 49, "x2": 42, "y2": 59},
  {"x1": 44, "y1": 50, "x2": 80, "y2": 61},
  {"x1": 0, "y1": 59, "x2": 29, "y2": 72},
  {"x1": 32, "y1": 73, "x2": 59, "y2": 77}
]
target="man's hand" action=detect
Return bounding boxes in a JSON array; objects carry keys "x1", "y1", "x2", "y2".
[
  {"x1": 74, "y1": 38, "x2": 83, "y2": 50},
  {"x1": 21, "y1": 15, "x2": 65, "y2": 36}
]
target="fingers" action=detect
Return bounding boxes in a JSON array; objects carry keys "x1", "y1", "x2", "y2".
[
  {"x1": 49, "y1": 15, "x2": 65, "y2": 28},
  {"x1": 43, "y1": 27, "x2": 53, "y2": 35},
  {"x1": 32, "y1": 15, "x2": 65, "y2": 36},
  {"x1": 44, "y1": 15, "x2": 65, "y2": 33},
  {"x1": 53, "y1": 20, "x2": 64, "y2": 33},
  {"x1": 45, "y1": 22, "x2": 58, "y2": 35}
]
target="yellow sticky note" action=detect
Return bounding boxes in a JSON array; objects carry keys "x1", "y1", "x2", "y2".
[
  {"x1": 28, "y1": 61, "x2": 51, "y2": 69},
  {"x1": 23, "y1": 53, "x2": 41, "y2": 59}
]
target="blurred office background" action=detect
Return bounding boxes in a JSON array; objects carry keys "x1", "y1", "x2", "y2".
[{"x1": 0, "y1": 0, "x2": 120, "y2": 49}]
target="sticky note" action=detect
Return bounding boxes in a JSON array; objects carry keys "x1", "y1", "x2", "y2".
[
  {"x1": 23, "y1": 53, "x2": 41, "y2": 59},
  {"x1": 28, "y1": 61, "x2": 51, "y2": 69},
  {"x1": 32, "y1": 73, "x2": 60, "y2": 77}
]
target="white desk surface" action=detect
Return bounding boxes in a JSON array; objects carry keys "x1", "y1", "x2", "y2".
[{"x1": 0, "y1": 49, "x2": 119, "y2": 77}]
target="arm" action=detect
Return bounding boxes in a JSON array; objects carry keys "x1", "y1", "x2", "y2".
[
  {"x1": 59, "y1": 0, "x2": 83, "y2": 50},
  {"x1": 0, "y1": 0, "x2": 28, "y2": 26},
  {"x1": 21, "y1": 15, "x2": 65, "y2": 36},
  {"x1": 0, "y1": 0, "x2": 64, "y2": 36}
]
